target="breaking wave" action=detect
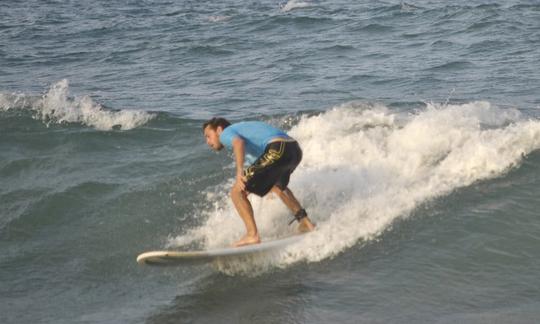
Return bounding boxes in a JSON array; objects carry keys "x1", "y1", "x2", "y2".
[
  {"x1": 0, "y1": 80, "x2": 154, "y2": 131},
  {"x1": 169, "y1": 101, "x2": 540, "y2": 275}
]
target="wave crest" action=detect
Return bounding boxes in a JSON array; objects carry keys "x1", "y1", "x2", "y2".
[
  {"x1": 280, "y1": 0, "x2": 311, "y2": 12},
  {"x1": 0, "y1": 80, "x2": 154, "y2": 131}
]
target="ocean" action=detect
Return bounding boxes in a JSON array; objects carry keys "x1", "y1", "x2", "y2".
[{"x1": 2, "y1": 1, "x2": 540, "y2": 323}]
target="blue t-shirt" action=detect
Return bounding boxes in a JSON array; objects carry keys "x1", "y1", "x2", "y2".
[{"x1": 219, "y1": 121, "x2": 292, "y2": 164}]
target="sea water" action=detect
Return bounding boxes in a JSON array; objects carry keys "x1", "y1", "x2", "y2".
[{"x1": 2, "y1": 1, "x2": 540, "y2": 323}]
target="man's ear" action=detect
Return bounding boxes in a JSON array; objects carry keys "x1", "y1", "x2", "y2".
[{"x1": 216, "y1": 126, "x2": 224, "y2": 135}]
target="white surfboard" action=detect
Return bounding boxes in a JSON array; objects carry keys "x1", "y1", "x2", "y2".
[{"x1": 137, "y1": 234, "x2": 306, "y2": 266}]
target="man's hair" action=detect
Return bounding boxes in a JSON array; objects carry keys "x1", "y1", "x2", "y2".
[{"x1": 202, "y1": 117, "x2": 231, "y2": 131}]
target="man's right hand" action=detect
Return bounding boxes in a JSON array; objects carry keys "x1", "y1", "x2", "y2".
[{"x1": 234, "y1": 174, "x2": 247, "y2": 192}]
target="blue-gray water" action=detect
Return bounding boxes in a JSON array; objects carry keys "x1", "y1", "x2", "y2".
[{"x1": 2, "y1": 1, "x2": 540, "y2": 323}]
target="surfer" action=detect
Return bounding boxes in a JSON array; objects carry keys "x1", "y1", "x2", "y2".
[{"x1": 203, "y1": 117, "x2": 316, "y2": 246}]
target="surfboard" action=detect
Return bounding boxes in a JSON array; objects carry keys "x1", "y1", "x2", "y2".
[{"x1": 137, "y1": 234, "x2": 306, "y2": 266}]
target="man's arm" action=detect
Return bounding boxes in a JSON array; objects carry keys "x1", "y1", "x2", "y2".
[{"x1": 232, "y1": 137, "x2": 246, "y2": 191}]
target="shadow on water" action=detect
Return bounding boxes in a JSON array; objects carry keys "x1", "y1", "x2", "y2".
[{"x1": 145, "y1": 269, "x2": 313, "y2": 324}]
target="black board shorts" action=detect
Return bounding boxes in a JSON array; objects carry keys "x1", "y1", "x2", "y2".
[{"x1": 244, "y1": 140, "x2": 302, "y2": 197}]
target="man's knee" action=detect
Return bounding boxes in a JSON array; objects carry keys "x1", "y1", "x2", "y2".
[
  {"x1": 230, "y1": 186, "x2": 247, "y2": 199},
  {"x1": 272, "y1": 185, "x2": 291, "y2": 197},
  {"x1": 230, "y1": 186, "x2": 239, "y2": 198}
]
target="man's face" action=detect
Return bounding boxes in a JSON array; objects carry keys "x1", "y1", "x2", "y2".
[{"x1": 204, "y1": 126, "x2": 224, "y2": 151}]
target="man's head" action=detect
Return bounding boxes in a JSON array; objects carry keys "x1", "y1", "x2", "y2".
[{"x1": 202, "y1": 117, "x2": 231, "y2": 151}]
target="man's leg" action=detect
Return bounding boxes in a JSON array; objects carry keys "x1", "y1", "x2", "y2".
[
  {"x1": 230, "y1": 185, "x2": 261, "y2": 246},
  {"x1": 271, "y1": 186, "x2": 315, "y2": 232}
]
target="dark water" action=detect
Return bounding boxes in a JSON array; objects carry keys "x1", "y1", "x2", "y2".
[{"x1": 2, "y1": 1, "x2": 540, "y2": 323}]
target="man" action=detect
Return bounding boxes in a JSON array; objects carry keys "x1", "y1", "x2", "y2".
[{"x1": 203, "y1": 117, "x2": 315, "y2": 247}]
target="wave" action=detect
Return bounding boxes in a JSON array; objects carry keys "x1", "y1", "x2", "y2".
[
  {"x1": 425, "y1": 60, "x2": 475, "y2": 71},
  {"x1": 351, "y1": 23, "x2": 394, "y2": 33},
  {"x1": 168, "y1": 101, "x2": 540, "y2": 275},
  {"x1": 207, "y1": 15, "x2": 232, "y2": 23},
  {"x1": 0, "y1": 80, "x2": 154, "y2": 131},
  {"x1": 280, "y1": 0, "x2": 311, "y2": 13}
]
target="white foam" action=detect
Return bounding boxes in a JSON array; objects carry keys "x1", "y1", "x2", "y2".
[
  {"x1": 208, "y1": 15, "x2": 231, "y2": 23},
  {"x1": 169, "y1": 101, "x2": 540, "y2": 275},
  {"x1": 280, "y1": 0, "x2": 311, "y2": 12},
  {"x1": 0, "y1": 79, "x2": 154, "y2": 131},
  {"x1": 400, "y1": 2, "x2": 419, "y2": 12}
]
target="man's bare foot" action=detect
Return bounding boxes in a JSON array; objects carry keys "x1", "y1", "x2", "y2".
[
  {"x1": 298, "y1": 217, "x2": 315, "y2": 233},
  {"x1": 233, "y1": 234, "x2": 261, "y2": 247}
]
